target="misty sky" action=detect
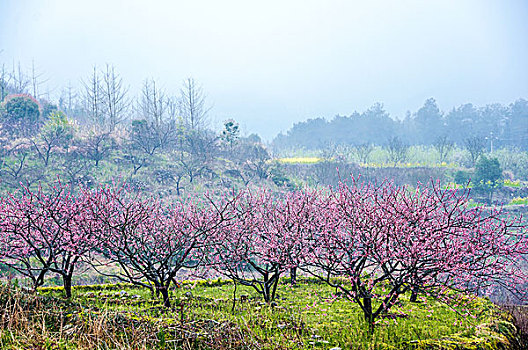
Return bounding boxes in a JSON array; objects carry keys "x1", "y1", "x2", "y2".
[{"x1": 1, "y1": 0, "x2": 527, "y2": 140}]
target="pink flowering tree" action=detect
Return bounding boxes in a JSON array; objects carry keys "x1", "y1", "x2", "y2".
[
  {"x1": 206, "y1": 189, "x2": 279, "y2": 303},
  {"x1": 374, "y1": 182, "x2": 528, "y2": 303},
  {"x1": 270, "y1": 189, "x2": 332, "y2": 285},
  {"x1": 0, "y1": 182, "x2": 97, "y2": 298},
  {"x1": 206, "y1": 189, "x2": 323, "y2": 303},
  {"x1": 87, "y1": 185, "x2": 229, "y2": 307},
  {"x1": 303, "y1": 179, "x2": 387, "y2": 331},
  {"x1": 304, "y1": 178, "x2": 528, "y2": 333}
]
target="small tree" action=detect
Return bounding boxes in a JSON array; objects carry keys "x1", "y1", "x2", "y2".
[
  {"x1": 1, "y1": 94, "x2": 41, "y2": 136},
  {"x1": 78, "y1": 127, "x2": 115, "y2": 167},
  {"x1": 242, "y1": 143, "x2": 270, "y2": 181},
  {"x1": 433, "y1": 136, "x2": 454, "y2": 163},
  {"x1": 386, "y1": 136, "x2": 409, "y2": 166},
  {"x1": 0, "y1": 139, "x2": 35, "y2": 186},
  {"x1": 177, "y1": 129, "x2": 217, "y2": 183},
  {"x1": 32, "y1": 111, "x2": 76, "y2": 167},
  {"x1": 88, "y1": 185, "x2": 228, "y2": 307},
  {"x1": 464, "y1": 136, "x2": 485, "y2": 167},
  {"x1": 354, "y1": 143, "x2": 374, "y2": 165},
  {"x1": 220, "y1": 119, "x2": 240, "y2": 152},
  {"x1": 0, "y1": 182, "x2": 97, "y2": 298},
  {"x1": 473, "y1": 155, "x2": 503, "y2": 204}
]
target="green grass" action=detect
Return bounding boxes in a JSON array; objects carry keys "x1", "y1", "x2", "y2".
[
  {"x1": 25, "y1": 278, "x2": 517, "y2": 349},
  {"x1": 509, "y1": 197, "x2": 528, "y2": 205},
  {"x1": 277, "y1": 157, "x2": 323, "y2": 164},
  {"x1": 504, "y1": 179, "x2": 522, "y2": 188}
]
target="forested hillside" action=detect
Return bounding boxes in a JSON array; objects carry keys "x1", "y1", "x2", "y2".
[
  {"x1": 1, "y1": 66, "x2": 527, "y2": 209},
  {"x1": 273, "y1": 98, "x2": 528, "y2": 151}
]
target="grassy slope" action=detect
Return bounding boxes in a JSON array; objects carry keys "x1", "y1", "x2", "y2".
[{"x1": 0, "y1": 279, "x2": 523, "y2": 350}]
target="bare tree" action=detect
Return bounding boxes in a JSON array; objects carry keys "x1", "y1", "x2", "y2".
[
  {"x1": 241, "y1": 143, "x2": 270, "y2": 182},
  {"x1": 11, "y1": 62, "x2": 30, "y2": 94},
  {"x1": 433, "y1": 136, "x2": 454, "y2": 163},
  {"x1": 101, "y1": 64, "x2": 129, "y2": 131},
  {"x1": 464, "y1": 136, "x2": 485, "y2": 167},
  {"x1": 79, "y1": 127, "x2": 114, "y2": 167},
  {"x1": 59, "y1": 83, "x2": 76, "y2": 113},
  {"x1": 386, "y1": 136, "x2": 409, "y2": 166},
  {"x1": 178, "y1": 77, "x2": 210, "y2": 130},
  {"x1": 354, "y1": 143, "x2": 374, "y2": 164},
  {"x1": 0, "y1": 63, "x2": 12, "y2": 100},
  {"x1": 129, "y1": 119, "x2": 165, "y2": 156},
  {"x1": 30, "y1": 60, "x2": 48, "y2": 99},
  {"x1": 60, "y1": 148, "x2": 92, "y2": 187},
  {"x1": 81, "y1": 66, "x2": 104, "y2": 128},
  {"x1": 1, "y1": 139, "x2": 42, "y2": 187},
  {"x1": 133, "y1": 79, "x2": 177, "y2": 151},
  {"x1": 177, "y1": 129, "x2": 216, "y2": 183},
  {"x1": 58, "y1": 82, "x2": 85, "y2": 122},
  {"x1": 122, "y1": 79, "x2": 176, "y2": 176},
  {"x1": 138, "y1": 79, "x2": 167, "y2": 127}
]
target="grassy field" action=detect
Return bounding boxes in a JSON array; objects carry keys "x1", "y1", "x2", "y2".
[{"x1": 0, "y1": 278, "x2": 524, "y2": 349}]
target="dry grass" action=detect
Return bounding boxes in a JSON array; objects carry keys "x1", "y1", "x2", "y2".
[
  {"x1": 0, "y1": 284, "x2": 256, "y2": 349},
  {"x1": 500, "y1": 305, "x2": 528, "y2": 349}
]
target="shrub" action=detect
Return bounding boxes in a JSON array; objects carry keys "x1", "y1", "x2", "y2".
[{"x1": 454, "y1": 170, "x2": 471, "y2": 185}]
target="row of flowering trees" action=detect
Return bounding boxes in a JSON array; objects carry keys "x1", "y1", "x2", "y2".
[{"x1": 0, "y1": 178, "x2": 526, "y2": 329}]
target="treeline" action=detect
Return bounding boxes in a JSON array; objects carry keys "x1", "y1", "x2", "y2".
[
  {"x1": 0, "y1": 63, "x2": 272, "y2": 195},
  {"x1": 273, "y1": 98, "x2": 528, "y2": 151}
]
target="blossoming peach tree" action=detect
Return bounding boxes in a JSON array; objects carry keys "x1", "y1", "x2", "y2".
[
  {"x1": 204, "y1": 188, "x2": 327, "y2": 303},
  {"x1": 85, "y1": 185, "x2": 233, "y2": 307},
  {"x1": 0, "y1": 182, "x2": 98, "y2": 298},
  {"x1": 301, "y1": 178, "x2": 528, "y2": 332},
  {"x1": 0, "y1": 177, "x2": 526, "y2": 331}
]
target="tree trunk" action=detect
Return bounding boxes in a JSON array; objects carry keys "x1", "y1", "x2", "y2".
[
  {"x1": 262, "y1": 273, "x2": 271, "y2": 303},
  {"x1": 271, "y1": 275, "x2": 280, "y2": 301},
  {"x1": 410, "y1": 288, "x2": 418, "y2": 303},
  {"x1": 290, "y1": 267, "x2": 297, "y2": 286},
  {"x1": 232, "y1": 281, "x2": 237, "y2": 313},
  {"x1": 263, "y1": 284, "x2": 270, "y2": 303},
  {"x1": 363, "y1": 296, "x2": 375, "y2": 334},
  {"x1": 160, "y1": 287, "x2": 170, "y2": 308},
  {"x1": 34, "y1": 268, "x2": 48, "y2": 292},
  {"x1": 63, "y1": 274, "x2": 72, "y2": 299}
]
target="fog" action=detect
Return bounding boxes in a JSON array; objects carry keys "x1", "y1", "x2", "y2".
[{"x1": 1, "y1": 0, "x2": 527, "y2": 139}]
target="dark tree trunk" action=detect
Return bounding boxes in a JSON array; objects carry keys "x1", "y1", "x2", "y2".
[
  {"x1": 232, "y1": 281, "x2": 237, "y2": 313},
  {"x1": 160, "y1": 287, "x2": 170, "y2": 308},
  {"x1": 63, "y1": 274, "x2": 72, "y2": 299},
  {"x1": 271, "y1": 274, "x2": 280, "y2": 301},
  {"x1": 262, "y1": 272, "x2": 270, "y2": 303},
  {"x1": 290, "y1": 267, "x2": 297, "y2": 286},
  {"x1": 410, "y1": 289, "x2": 418, "y2": 303},
  {"x1": 363, "y1": 296, "x2": 375, "y2": 334},
  {"x1": 33, "y1": 268, "x2": 48, "y2": 292}
]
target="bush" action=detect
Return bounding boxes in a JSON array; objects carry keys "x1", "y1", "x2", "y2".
[
  {"x1": 1, "y1": 94, "x2": 42, "y2": 136},
  {"x1": 454, "y1": 170, "x2": 471, "y2": 185},
  {"x1": 473, "y1": 156, "x2": 503, "y2": 203}
]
